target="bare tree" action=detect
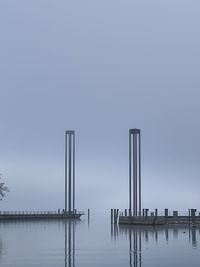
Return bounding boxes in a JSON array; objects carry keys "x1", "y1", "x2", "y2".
[{"x1": 0, "y1": 174, "x2": 9, "y2": 200}]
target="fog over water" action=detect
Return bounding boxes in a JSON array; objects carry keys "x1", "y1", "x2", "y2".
[{"x1": 0, "y1": 1, "x2": 200, "y2": 212}]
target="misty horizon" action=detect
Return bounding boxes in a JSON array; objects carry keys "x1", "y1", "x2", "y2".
[{"x1": 0, "y1": 0, "x2": 200, "y2": 212}]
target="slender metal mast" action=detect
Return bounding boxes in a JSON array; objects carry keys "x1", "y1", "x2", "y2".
[
  {"x1": 129, "y1": 129, "x2": 141, "y2": 216},
  {"x1": 65, "y1": 130, "x2": 75, "y2": 213}
]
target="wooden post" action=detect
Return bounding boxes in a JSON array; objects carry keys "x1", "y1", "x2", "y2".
[
  {"x1": 155, "y1": 209, "x2": 158, "y2": 217},
  {"x1": 125, "y1": 209, "x2": 127, "y2": 216}
]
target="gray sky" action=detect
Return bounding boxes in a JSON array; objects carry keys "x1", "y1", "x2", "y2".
[{"x1": 0, "y1": 0, "x2": 200, "y2": 212}]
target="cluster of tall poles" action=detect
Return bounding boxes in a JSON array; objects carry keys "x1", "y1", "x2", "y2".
[
  {"x1": 64, "y1": 128, "x2": 142, "y2": 216},
  {"x1": 129, "y1": 129, "x2": 142, "y2": 216}
]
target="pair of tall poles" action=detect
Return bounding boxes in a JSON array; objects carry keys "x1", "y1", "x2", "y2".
[
  {"x1": 64, "y1": 129, "x2": 141, "y2": 216},
  {"x1": 65, "y1": 131, "x2": 75, "y2": 213},
  {"x1": 129, "y1": 129, "x2": 142, "y2": 216}
]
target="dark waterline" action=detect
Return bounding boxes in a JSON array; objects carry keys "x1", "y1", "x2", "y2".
[{"x1": 0, "y1": 213, "x2": 200, "y2": 267}]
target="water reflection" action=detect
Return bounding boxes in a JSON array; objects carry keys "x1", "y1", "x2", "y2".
[
  {"x1": 190, "y1": 226, "x2": 197, "y2": 248},
  {"x1": 111, "y1": 224, "x2": 119, "y2": 240},
  {"x1": 129, "y1": 230, "x2": 141, "y2": 267},
  {"x1": 0, "y1": 238, "x2": 2, "y2": 260},
  {"x1": 112, "y1": 225, "x2": 200, "y2": 267},
  {"x1": 0, "y1": 219, "x2": 199, "y2": 267},
  {"x1": 87, "y1": 211, "x2": 90, "y2": 229},
  {"x1": 64, "y1": 221, "x2": 75, "y2": 267},
  {"x1": 0, "y1": 220, "x2": 79, "y2": 267}
]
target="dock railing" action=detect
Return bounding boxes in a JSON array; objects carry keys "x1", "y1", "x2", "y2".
[
  {"x1": 118, "y1": 209, "x2": 200, "y2": 217},
  {"x1": 0, "y1": 210, "x2": 84, "y2": 216}
]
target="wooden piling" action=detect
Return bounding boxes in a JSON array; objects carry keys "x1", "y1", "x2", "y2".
[
  {"x1": 125, "y1": 209, "x2": 127, "y2": 216},
  {"x1": 155, "y1": 209, "x2": 158, "y2": 217}
]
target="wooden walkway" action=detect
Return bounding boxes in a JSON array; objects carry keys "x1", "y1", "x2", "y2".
[{"x1": 0, "y1": 211, "x2": 83, "y2": 220}]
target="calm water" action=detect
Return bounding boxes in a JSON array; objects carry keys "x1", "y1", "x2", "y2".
[{"x1": 0, "y1": 213, "x2": 200, "y2": 267}]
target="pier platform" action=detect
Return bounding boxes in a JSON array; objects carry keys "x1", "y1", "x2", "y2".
[
  {"x1": 110, "y1": 208, "x2": 200, "y2": 226},
  {"x1": 0, "y1": 211, "x2": 83, "y2": 221},
  {"x1": 119, "y1": 215, "x2": 200, "y2": 225}
]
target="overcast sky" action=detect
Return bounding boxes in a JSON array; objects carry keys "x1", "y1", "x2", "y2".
[{"x1": 0, "y1": 0, "x2": 200, "y2": 213}]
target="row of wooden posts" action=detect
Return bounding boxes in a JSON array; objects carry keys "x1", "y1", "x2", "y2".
[
  {"x1": 111, "y1": 209, "x2": 119, "y2": 224},
  {"x1": 111, "y1": 208, "x2": 198, "y2": 224}
]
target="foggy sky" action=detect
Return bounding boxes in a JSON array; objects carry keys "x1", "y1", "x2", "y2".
[{"x1": 0, "y1": 0, "x2": 200, "y2": 212}]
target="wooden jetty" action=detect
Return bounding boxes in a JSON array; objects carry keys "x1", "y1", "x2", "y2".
[
  {"x1": 111, "y1": 208, "x2": 200, "y2": 226},
  {"x1": 119, "y1": 215, "x2": 200, "y2": 225},
  {"x1": 0, "y1": 210, "x2": 83, "y2": 221}
]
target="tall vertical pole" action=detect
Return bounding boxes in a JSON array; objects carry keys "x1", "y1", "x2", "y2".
[
  {"x1": 129, "y1": 131, "x2": 132, "y2": 214},
  {"x1": 134, "y1": 133, "x2": 138, "y2": 216},
  {"x1": 129, "y1": 129, "x2": 141, "y2": 217},
  {"x1": 133, "y1": 133, "x2": 135, "y2": 216},
  {"x1": 139, "y1": 132, "x2": 141, "y2": 216},
  {"x1": 65, "y1": 130, "x2": 76, "y2": 214},
  {"x1": 65, "y1": 132, "x2": 68, "y2": 213},
  {"x1": 68, "y1": 134, "x2": 72, "y2": 213},
  {"x1": 132, "y1": 133, "x2": 134, "y2": 216},
  {"x1": 73, "y1": 133, "x2": 75, "y2": 213}
]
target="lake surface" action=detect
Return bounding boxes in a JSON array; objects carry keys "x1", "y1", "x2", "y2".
[{"x1": 0, "y1": 213, "x2": 200, "y2": 267}]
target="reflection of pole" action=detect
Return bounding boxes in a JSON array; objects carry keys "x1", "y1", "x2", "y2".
[
  {"x1": 189, "y1": 224, "x2": 191, "y2": 242},
  {"x1": 65, "y1": 221, "x2": 75, "y2": 267},
  {"x1": 133, "y1": 231, "x2": 137, "y2": 267},
  {"x1": 73, "y1": 222, "x2": 75, "y2": 267},
  {"x1": 68, "y1": 223, "x2": 72, "y2": 267},
  {"x1": 129, "y1": 229, "x2": 142, "y2": 267},
  {"x1": 88, "y1": 209, "x2": 90, "y2": 229},
  {"x1": 165, "y1": 227, "x2": 169, "y2": 242},
  {"x1": 111, "y1": 223, "x2": 113, "y2": 239},
  {"x1": 111, "y1": 209, "x2": 114, "y2": 224},
  {"x1": 119, "y1": 226, "x2": 200, "y2": 267},
  {"x1": 155, "y1": 228, "x2": 158, "y2": 242},
  {"x1": 139, "y1": 231, "x2": 142, "y2": 267},
  {"x1": 145, "y1": 229, "x2": 148, "y2": 242},
  {"x1": 65, "y1": 223, "x2": 67, "y2": 267},
  {"x1": 114, "y1": 224, "x2": 119, "y2": 240},
  {"x1": 191, "y1": 227, "x2": 197, "y2": 248},
  {"x1": 129, "y1": 229, "x2": 132, "y2": 267},
  {"x1": 173, "y1": 228, "x2": 178, "y2": 239}
]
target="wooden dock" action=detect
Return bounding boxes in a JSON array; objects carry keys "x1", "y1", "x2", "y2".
[
  {"x1": 111, "y1": 209, "x2": 200, "y2": 226},
  {"x1": 0, "y1": 211, "x2": 83, "y2": 221},
  {"x1": 119, "y1": 215, "x2": 200, "y2": 225}
]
